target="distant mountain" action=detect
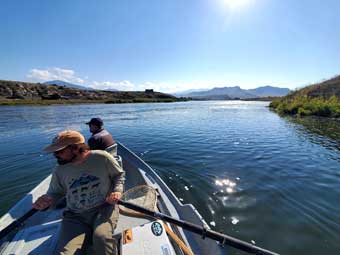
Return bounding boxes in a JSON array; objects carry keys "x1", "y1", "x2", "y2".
[
  {"x1": 187, "y1": 86, "x2": 254, "y2": 99},
  {"x1": 44, "y1": 80, "x2": 93, "y2": 90},
  {"x1": 173, "y1": 88, "x2": 210, "y2": 97},
  {"x1": 178, "y1": 85, "x2": 290, "y2": 99},
  {"x1": 248, "y1": 86, "x2": 290, "y2": 97}
]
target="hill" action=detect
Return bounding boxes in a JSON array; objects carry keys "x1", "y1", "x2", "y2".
[
  {"x1": 173, "y1": 88, "x2": 210, "y2": 97},
  {"x1": 178, "y1": 85, "x2": 290, "y2": 99},
  {"x1": 247, "y1": 86, "x2": 290, "y2": 97},
  {"x1": 286, "y1": 76, "x2": 340, "y2": 99},
  {"x1": 187, "y1": 86, "x2": 252, "y2": 99},
  {"x1": 0, "y1": 80, "x2": 182, "y2": 105},
  {"x1": 269, "y1": 75, "x2": 340, "y2": 117}
]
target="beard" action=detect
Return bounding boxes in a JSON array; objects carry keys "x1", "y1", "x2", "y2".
[
  {"x1": 57, "y1": 158, "x2": 72, "y2": 165},
  {"x1": 56, "y1": 154, "x2": 77, "y2": 165}
]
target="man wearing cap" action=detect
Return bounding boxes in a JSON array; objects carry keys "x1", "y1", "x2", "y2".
[
  {"x1": 86, "y1": 117, "x2": 115, "y2": 151},
  {"x1": 33, "y1": 130, "x2": 125, "y2": 255}
]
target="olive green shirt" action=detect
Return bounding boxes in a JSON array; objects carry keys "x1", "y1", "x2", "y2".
[{"x1": 47, "y1": 150, "x2": 125, "y2": 213}]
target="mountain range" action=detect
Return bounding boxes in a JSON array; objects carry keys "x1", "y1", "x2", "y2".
[
  {"x1": 175, "y1": 86, "x2": 290, "y2": 99},
  {"x1": 43, "y1": 80, "x2": 119, "y2": 91}
]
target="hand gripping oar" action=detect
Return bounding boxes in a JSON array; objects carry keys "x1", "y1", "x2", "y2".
[
  {"x1": 0, "y1": 208, "x2": 38, "y2": 240},
  {"x1": 117, "y1": 200, "x2": 279, "y2": 255}
]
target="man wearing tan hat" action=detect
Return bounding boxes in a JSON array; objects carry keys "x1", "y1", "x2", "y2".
[{"x1": 33, "y1": 130, "x2": 125, "y2": 255}]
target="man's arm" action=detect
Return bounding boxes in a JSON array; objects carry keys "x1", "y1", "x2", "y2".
[
  {"x1": 33, "y1": 170, "x2": 65, "y2": 210},
  {"x1": 33, "y1": 195, "x2": 54, "y2": 210},
  {"x1": 88, "y1": 137, "x2": 98, "y2": 150},
  {"x1": 105, "y1": 154, "x2": 125, "y2": 204}
]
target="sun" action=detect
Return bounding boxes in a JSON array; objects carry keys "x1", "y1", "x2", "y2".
[{"x1": 222, "y1": 0, "x2": 250, "y2": 9}]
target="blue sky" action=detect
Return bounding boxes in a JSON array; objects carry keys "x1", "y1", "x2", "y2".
[{"x1": 0, "y1": 0, "x2": 339, "y2": 92}]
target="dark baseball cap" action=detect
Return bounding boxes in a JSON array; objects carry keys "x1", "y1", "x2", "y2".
[{"x1": 86, "y1": 117, "x2": 103, "y2": 127}]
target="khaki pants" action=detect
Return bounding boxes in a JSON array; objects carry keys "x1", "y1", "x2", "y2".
[{"x1": 54, "y1": 205, "x2": 119, "y2": 255}]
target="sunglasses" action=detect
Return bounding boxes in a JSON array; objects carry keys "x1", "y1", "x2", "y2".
[{"x1": 54, "y1": 145, "x2": 71, "y2": 155}]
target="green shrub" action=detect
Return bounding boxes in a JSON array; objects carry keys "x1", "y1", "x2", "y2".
[
  {"x1": 270, "y1": 95, "x2": 340, "y2": 118},
  {"x1": 298, "y1": 107, "x2": 312, "y2": 116}
]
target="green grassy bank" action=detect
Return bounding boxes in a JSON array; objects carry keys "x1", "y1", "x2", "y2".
[{"x1": 270, "y1": 95, "x2": 340, "y2": 117}]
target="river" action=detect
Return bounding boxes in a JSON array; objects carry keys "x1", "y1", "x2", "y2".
[{"x1": 0, "y1": 101, "x2": 339, "y2": 254}]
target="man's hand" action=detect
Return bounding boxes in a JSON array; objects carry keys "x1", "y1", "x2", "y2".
[
  {"x1": 33, "y1": 195, "x2": 54, "y2": 210},
  {"x1": 105, "y1": 192, "x2": 122, "y2": 205}
]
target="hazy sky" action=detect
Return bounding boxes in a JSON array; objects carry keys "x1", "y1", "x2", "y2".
[{"x1": 1, "y1": 0, "x2": 339, "y2": 92}]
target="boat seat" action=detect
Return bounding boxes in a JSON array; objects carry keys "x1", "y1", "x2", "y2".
[
  {"x1": 114, "y1": 213, "x2": 151, "y2": 235},
  {"x1": 83, "y1": 214, "x2": 151, "y2": 255},
  {"x1": 105, "y1": 144, "x2": 123, "y2": 169},
  {"x1": 105, "y1": 143, "x2": 118, "y2": 156}
]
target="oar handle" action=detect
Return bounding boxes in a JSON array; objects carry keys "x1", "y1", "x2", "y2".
[
  {"x1": 0, "y1": 208, "x2": 38, "y2": 240},
  {"x1": 117, "y1": 200, "x2": 279, "y2": 255}
]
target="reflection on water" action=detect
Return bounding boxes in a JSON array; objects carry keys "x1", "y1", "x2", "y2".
[
  {"x1": 288, "y1": 116, "x2": 340, "y2": 152},
  {"x1": 0, "y1": 101, "x2": 339, "y2": 255}
]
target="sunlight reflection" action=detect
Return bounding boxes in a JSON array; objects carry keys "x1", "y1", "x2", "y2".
[
  {"x1": 231, "y1": 216, "x2": 239, "y2": 225},
  {"x1": 215, "y1": 178, "x2": 237, "y2": 194},
  {"x1": 226, "y1": 187, "x2": 233, "y2": 193}
]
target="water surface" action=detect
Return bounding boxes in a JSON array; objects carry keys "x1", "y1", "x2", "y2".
[{"x1": 0, "y1": 101, "x2": 339, "y2": 255}]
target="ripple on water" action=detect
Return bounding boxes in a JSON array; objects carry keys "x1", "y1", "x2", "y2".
[{"x1": 1, "y1": 102, "x2": 339, "y2": 255}]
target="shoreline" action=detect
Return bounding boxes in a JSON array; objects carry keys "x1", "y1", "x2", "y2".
[{"x1": 0, "y1": 98, "x2": 188, "y2": 106}]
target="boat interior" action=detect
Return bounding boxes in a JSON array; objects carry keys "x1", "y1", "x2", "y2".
[{"x1": 0, "y1": 143, "x2": 226, "y2": 255}]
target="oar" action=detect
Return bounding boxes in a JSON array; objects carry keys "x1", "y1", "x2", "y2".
[
  {"x1": 0, "y1": 208, "x2": 38, "y2": 240},
  {"x1": 118, "y1": 200, "x2": 279, "y2": 255}
]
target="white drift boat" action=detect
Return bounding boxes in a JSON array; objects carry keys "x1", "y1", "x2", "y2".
[{"x1": 0, "y1": 142, "x2": 227, "y2": 255}]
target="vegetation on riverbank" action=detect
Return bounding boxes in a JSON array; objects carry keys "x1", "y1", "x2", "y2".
[
  {"x1": 0, "y1": 98, "x2": 182, "y2": 106},
  {"x1": 269, "y1": 75, "x2": 340, "y2": 117},
  {"x1": 242, "y1": 96, "x2": 281, "y2": 102},
  {"x1": 270, "y1": 95, "x2": 340, "y2": 117}
]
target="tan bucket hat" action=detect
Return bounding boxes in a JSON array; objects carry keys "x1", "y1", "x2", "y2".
[{"x1": 44, "y1": 130, "x2": 85, "y2": 153}]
